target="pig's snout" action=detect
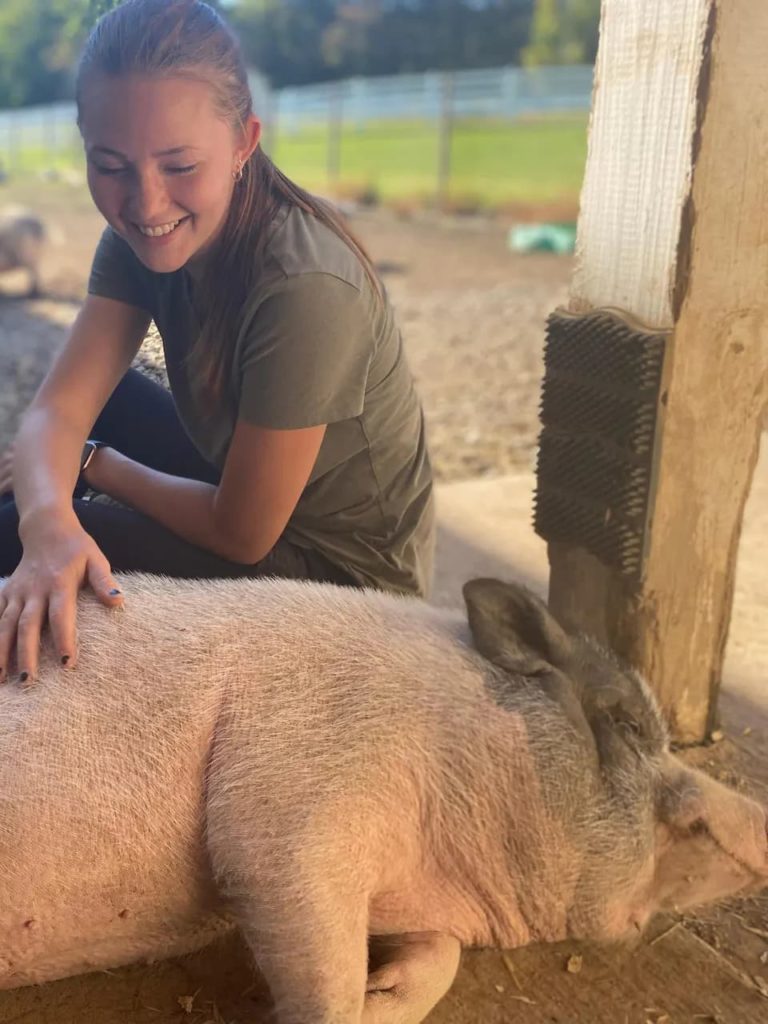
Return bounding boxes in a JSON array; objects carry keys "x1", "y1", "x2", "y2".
[{"x1": 744, "y1": 801, "x2": 768, "y2": 874}]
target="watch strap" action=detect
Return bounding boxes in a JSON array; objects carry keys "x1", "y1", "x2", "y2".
[{"x1": 80, "y1": 440, "x2": 106, "y2": 475}]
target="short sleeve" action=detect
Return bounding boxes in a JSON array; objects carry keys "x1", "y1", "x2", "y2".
[
  {"x1": 237, "y1": 273, "x2": 373, "y2": 429},
  {"x1": 87, "y1": 227, "x2": 155, "y2": 314}
]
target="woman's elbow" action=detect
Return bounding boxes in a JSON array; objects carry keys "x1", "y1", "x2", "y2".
[{"x1": 211, "y1": 527, "x2": 277, "y2": 566}]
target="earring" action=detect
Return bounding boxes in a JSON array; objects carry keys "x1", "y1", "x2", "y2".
[{"x1": 232, "y1": 162, "x2": 244, "y2": 182}]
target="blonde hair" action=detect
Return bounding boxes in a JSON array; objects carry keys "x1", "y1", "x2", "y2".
[{"x1": 77, "y1": 0, "x2": 381, "y2": 406}]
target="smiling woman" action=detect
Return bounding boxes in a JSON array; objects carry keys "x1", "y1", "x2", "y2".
[
  {"x1": 83, "y1": 75, "x2": 250, "y2": 273},
  {"x1": 0, "y1": 0, "x2": 434, "y2": 682}
]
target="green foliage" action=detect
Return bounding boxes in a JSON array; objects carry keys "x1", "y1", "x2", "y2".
[
  {"x1": 0, "y1": 0, "x2": 228, "y2": 108},
  {"x1": 0, "y1": 0, "x2": 92, "y2": 107},
  {"x1": 0, "y1": 0, "x2": 600, "y2": 109},
  {"x1": 523, "y1": 0, "x2": 601, "y2": 66},
  {"x1": 86, "y1": 0, "x2": 122, "y2": 23},
  {"x1": 230, "y1": 1, "x2": 537, "y2": 88}
]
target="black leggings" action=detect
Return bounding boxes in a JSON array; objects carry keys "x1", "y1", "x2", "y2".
[{"x1": 0, "y1": 369, "x2": 356, "y2": 586}]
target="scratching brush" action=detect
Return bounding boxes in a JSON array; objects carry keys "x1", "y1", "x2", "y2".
[{"x1": 533, "y1": 307, "x2": 670, "y2": 579}]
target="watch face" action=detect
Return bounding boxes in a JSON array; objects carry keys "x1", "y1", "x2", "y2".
[{"x1": 81, "y1": 441, "x2": 96, "y2": 473}]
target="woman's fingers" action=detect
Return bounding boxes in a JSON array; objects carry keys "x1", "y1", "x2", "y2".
[
  {"x1": 87, "y1": 556, "x2": 124, "y2": 609},
  {"x1": 0, "y1": 540, "x2": 123, "y2": 682},
  {"x1": 16, "y1": 595, "x2": 47, "y2": 681},
  {"x1": 48, "y1": 584, "x2": 78, "y2": 669},
  {"x1": 0, "y1": 594, "x2": 19, "y2": 682}
]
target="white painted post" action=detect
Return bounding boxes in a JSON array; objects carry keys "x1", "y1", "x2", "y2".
[{"x1": 546, "y1": 0, "x2": 768, "y2": 743}]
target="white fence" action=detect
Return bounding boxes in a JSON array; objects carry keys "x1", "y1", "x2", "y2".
[
  {"x1": 274, "y1": 64, "x2": 593, "y2": 131},
  {"x1": 0, "y1": 64, "x2": 594, "y2": 198}
]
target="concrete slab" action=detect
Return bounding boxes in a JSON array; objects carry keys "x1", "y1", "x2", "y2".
[{"x1": 433, "y1": 472, "x2": 547, "y2": 608}]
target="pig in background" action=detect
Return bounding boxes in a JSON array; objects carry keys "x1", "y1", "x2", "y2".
[
  {"x1": 0, "y1": 574, "x2": 765, "y2": 1024},
  {"x1": 0, "y1": 205, "x2": 47, "y2": 297}
]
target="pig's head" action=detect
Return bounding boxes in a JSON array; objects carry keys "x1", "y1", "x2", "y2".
[{"x1": 462, "y1": 578, "x2": 768, "y2": 943}]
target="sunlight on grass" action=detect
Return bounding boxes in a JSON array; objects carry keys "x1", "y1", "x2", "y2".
[
  {"x1": 271, "y1": 115, "x2": 587, "y2": 206},
  {"x1": 3, "y1": 116, "x2": 587, "y2": 211}
]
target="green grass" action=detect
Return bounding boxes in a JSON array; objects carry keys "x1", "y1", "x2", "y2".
[
  {"x1": 1, "y1": 115, "x2": 588, "y2": 211},
  {"x1": 1, "y1": 143, "x2": 84, "y2": 177},
  {"x1": 269, "y1": 115, "x2": 588, "y2": 208}
]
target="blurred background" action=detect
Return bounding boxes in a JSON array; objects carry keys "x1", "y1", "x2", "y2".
[{"x1": 0, "y1": 0, "x2": 597, "y2": 217}]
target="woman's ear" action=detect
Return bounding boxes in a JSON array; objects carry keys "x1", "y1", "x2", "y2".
[{"x1": 238, "y1": 113, "x2": 261, "y2": 166}]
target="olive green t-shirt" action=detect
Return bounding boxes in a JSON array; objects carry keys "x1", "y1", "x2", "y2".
[{"x1": 87, "y1": 206, "x2": 434, "y2": 597}]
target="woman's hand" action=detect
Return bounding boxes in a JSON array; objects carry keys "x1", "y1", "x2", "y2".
[
  {"x1": 0, "y1": 510, "x2": 124, "y2": 682},
  {"x1": 0, "y1": 442, "x2": 14, "y2": 496}
]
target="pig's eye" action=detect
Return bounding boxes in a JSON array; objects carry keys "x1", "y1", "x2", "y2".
[
  {"x1": 688, "y1": 818, "x2": 709, "y2": 837},
  {"x1": 619, "y1": 718, "x2": 641, "y2": 737}
]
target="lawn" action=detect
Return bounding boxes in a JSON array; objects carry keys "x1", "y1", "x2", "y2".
[
  {"x1": 269, "y1": 115, "x2": 588, "y2": 208},
  {"x1": 2, "y1": 115, "x2": 588, "y2": 212}
]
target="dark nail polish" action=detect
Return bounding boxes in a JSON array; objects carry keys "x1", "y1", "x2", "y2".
[
  {"x1": 61, "y1": 654, "x2": 70, "y2": 666},
  {"x1": 19, "y1": 671, "x2": 28, "y2": 683},
  {"x1": 109, "y1": 588, "x2": 122, "y2": 596}
]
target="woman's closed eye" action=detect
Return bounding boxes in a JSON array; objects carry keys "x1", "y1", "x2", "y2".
[
  {"x1": 91, "y1": 163, "x2": 198, "y2": 177},
  {"x1": 165, "y1": 164, "x2": 198, "y2": 175}
]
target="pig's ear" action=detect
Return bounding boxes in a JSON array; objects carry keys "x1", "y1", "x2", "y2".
[{"x1": 462, "y1": 578, "x2": 572, "y2": 675}]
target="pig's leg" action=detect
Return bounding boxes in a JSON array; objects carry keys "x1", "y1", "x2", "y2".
[
  {"x1": 229, "y1": 880, "x2": 370, "y2": 1024},
  {"x1": 363, "y1": 933, "x2": 461, "y2": 1023}
]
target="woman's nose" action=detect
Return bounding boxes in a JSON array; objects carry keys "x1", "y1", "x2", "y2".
[{"x1": 127, "y1": 170, "x2": 170, "y2": 224}]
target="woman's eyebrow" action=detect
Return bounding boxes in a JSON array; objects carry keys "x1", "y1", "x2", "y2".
[{"x1": 88, "y1": 145, "x2": 200, "y2": 158}]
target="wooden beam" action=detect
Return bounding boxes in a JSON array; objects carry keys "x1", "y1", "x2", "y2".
[{"x1": 547, "y1": 0, "x2": 768, "y2": 743}]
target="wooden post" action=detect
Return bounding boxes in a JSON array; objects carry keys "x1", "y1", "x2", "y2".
[{"x1": 547, "y1": 0, "x2": 768, "y2": 743}]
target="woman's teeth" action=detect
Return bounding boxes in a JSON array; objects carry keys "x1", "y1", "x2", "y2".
[{"x1": 137, "y1": 219, "x2": 184, "y2": 237}]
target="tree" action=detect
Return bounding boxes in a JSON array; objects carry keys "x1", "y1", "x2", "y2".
[
  {"x1": 523, "y1": 0, "x2": 600, "y2": 66},
  {"x1": 230, "y1": 1, "x2": 537, "y2": 87},
  {"x1": 230, "y1": 1, "x2": 339, "y2": 87},
  {"x1": 0, "y1": 0, "x2": 92, "y2": 107},
  {"x1": 0, "y1": 0, "x2": 230, "y2": 108},
  {"x1": 87, "y1": 0, "x2": 121, "y2": 21}
]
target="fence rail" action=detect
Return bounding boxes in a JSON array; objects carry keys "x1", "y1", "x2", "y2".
[
  {"x1": 0, "y1": 64, "x2": 594, "y2": 203},
  {"x1": 275, "y1": 64, "x2": 593, "y2": 130}
]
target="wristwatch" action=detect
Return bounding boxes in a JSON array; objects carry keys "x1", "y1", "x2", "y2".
[
  {"x1": 74, "y1": 439, "x2": 107, "y2": 499},
  {"x1": 80, "y1": 439, "x2": 106, "y2": 475}
]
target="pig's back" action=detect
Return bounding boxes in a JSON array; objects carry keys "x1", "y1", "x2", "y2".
[
  {"x1": 0, "y1": 574, "x2": 475, "y2": 986},
  {"x1": 0, "y1": 578, "x2": 234, "y2": 986}
]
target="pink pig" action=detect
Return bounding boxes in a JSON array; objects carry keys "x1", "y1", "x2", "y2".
[{"x1": 0, "y1": 574, "x2": 765, "y2": 1023}]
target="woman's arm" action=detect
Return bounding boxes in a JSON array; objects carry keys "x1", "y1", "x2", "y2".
[
  {"x1": 85, "y1": 418, "x2": 326, "y2": 563},
  {"x1": 14, "y1": 295, "x2": 150, "y2": 524},
  {"x1": 1, "y1": 295, "x2": 151, "y2": 678}
]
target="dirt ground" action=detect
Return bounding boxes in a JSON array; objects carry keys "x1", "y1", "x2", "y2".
[{"x1": 0, "y1": 180, "x2": 766, "y2": 1024}]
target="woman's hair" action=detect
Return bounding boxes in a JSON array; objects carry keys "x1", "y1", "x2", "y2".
[{"x1": 76, "y1": 0, "x2": 381, "y2": 405}]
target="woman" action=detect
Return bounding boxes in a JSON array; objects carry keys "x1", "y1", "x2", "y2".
[{"x1": 0, "y1": 0, "x2": 434, "y2": 681}]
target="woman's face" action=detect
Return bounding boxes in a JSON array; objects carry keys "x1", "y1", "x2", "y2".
[{"x1": 80, "y1": 74, "x2": 259, "y2": 274}]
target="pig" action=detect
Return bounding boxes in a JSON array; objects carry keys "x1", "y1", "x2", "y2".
[
  {"x1": 0, "y1": 573, "x2": 765, "y2": 1024},
  {"x1": 0, "y1": 205, "x2": 46, "y2": 297}
]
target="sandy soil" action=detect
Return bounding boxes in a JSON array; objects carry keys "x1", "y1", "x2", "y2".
[{"x1": 0, "y1": 180, "x2": 766, "y2": 1024}]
